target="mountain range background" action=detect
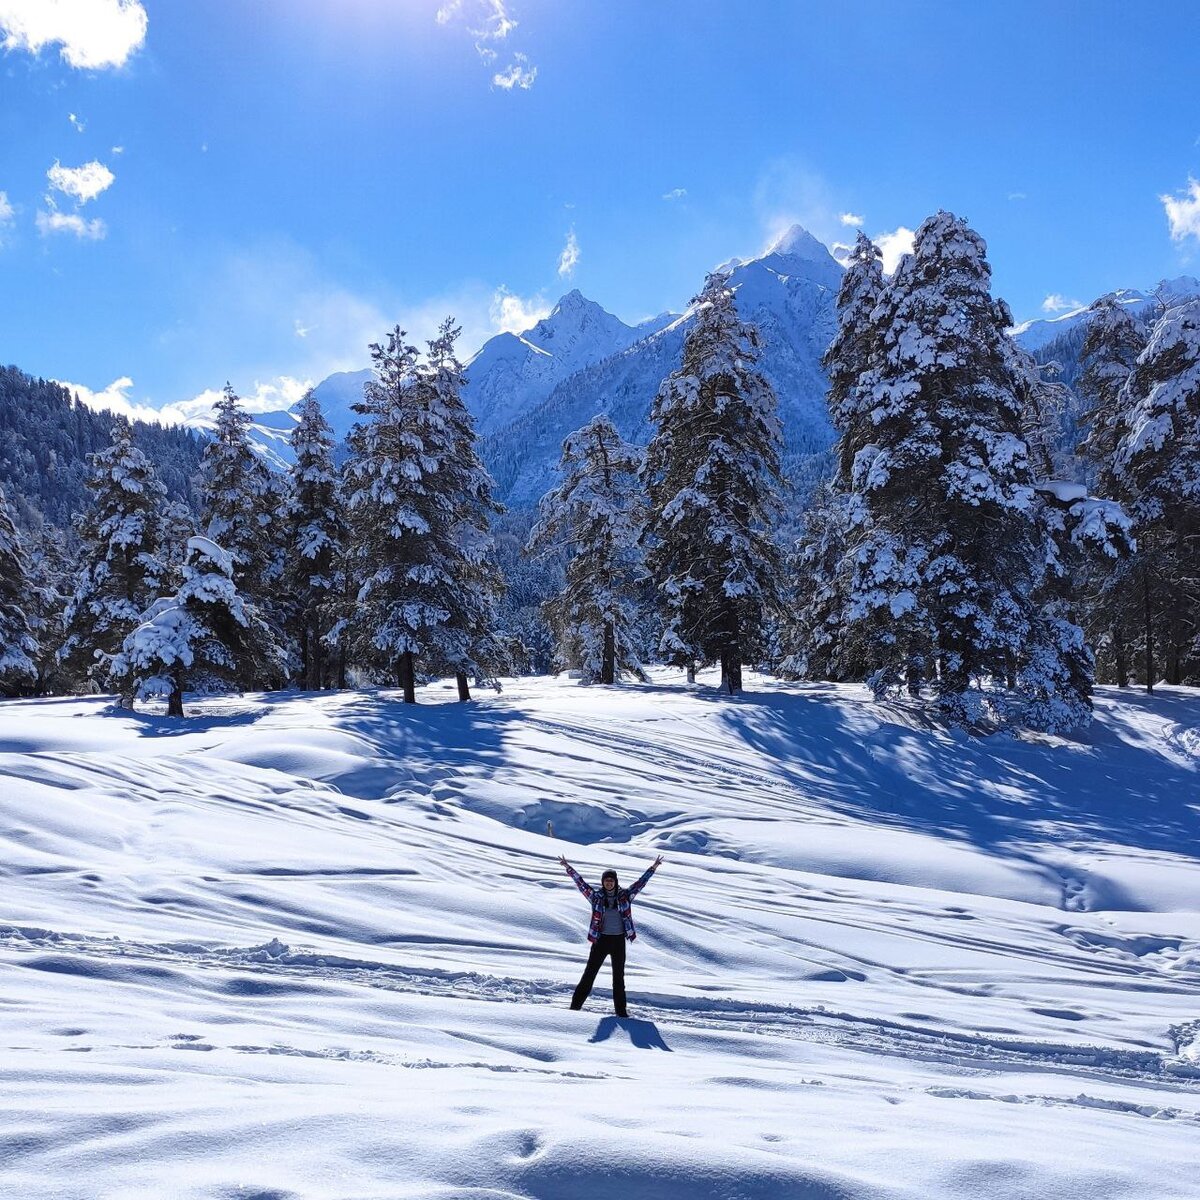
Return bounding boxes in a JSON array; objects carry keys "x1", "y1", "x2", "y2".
[{"x1": 4, "y1": 225, "x2": 1199, "y2": 537}]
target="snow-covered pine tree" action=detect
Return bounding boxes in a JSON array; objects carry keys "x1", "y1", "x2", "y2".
[
  {"x1": 59, "y1": 420, "x2": 168, "y2": 693},
  {"x1": 527, "y1": 414, "x2": 648, "y2": 684},
  {"x1": 783, "y1": 234, "x2": 886, "y2": 682},
  {"x1": 1114, "y1": 297, "x2": 1200, "y2": 686},
  {"x1": 198, "y1": 384, "x2": 288, "y2": 687},
  {"x1": 287, "y1": 391, "x2": 346, "y2": 690},
  {"x1": 827, "y1": 232, "x2": 887, "y2": 487},
  {"x1": 840, "y1": 211, "x2": 1091, "y2": 728},
  {"x1": 0, "y1": 485, "x2": 39, "y2": 696},
  {"x1": 345, "y1": 323, "x2": 502, "y2": 702},
  {"x1": 1075, "y1": 297, "x2": 1150, "y2": 686},
  {"x1": 643, "y1": 272, "x2": 784, "y2": 694},
  {"x1": 111, "y1": 536, "x2": 285, "y2": 717},
  {"x1": 418, "y1": 319, "x2": 505, "y2": 701}
]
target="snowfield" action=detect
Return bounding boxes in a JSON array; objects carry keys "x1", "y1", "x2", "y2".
[{"x1": 2, "y1": 672, "x2": 1199, "y2": 1199}]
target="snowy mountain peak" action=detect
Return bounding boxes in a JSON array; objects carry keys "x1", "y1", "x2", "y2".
[{"x1": 765, "y1": 223, "x2": 836, "y2": 264}]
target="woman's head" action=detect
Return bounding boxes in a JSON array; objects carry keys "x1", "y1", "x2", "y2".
[{"x1": 601, "y1": 869, "x2": 618, "y2": 892}]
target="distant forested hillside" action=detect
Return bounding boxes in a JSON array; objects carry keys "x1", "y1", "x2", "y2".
[{"x1": 0, "y1": 365, "x2": 205, "y2": 533}]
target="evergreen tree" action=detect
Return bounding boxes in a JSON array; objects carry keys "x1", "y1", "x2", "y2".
[
  {"x1": 838, "y1": 211, "x2": 1090, "y2": 728},
  {"x1": 643, "y1": 272, "x2": 785, "y2": 694},
  {"x1": 418, "y1": 319, "x2": 505, "y2": 700},
  {"x1": 287, "y1": 391, "x2": 346, "y2": 690},
  {"x1": 827, "y1": 232, "x2": 887, "y2": 486},
  {"x1": 111, "y1": 536, "x2": 284, "y2": 717},
  {"x1": 345, "y1": 322, "x2": 503, "y2": 702},
  {"x1": 1074, "y1": 297, "x2": 1150, "y2": 686},
  {"x1": 1113, "y1": 298, "x2": 1200, "y2": 686},
  {"x1": 59, "y1": 420, "x2": 168, "y2": 693},
  {"x1": 527, "y1": 414, "x2": 647, "y2": 684},
  {"x1": 198, "y1": 384, "x2": 288, "y2": 686},
  {"x1": 0, "y1": 485, "x2": 39, "y2": 696}
]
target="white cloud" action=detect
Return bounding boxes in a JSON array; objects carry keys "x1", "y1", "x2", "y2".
[
  {"x1": 874, "y1": 225, "x2": 915, "y2": 274},
  {"x1": 839, "y1": 212, "x2": 864, "y2": 227},
  {"x1": 557, "y1": 228, "x2": 580, "y2": 279},
  {"x1": 1041, "y1": 293, "x2": 1082, "y2": 315},
  {"x1": 68, "y1": 111, "x2": 85, "y2": 132},
  {"x1": 1161, "y1": 177, "x2": 1200, "y2": 243},
  {"x1": 0, "y1": 191, "x2": 14, "y2": 225},
  {"x1": 489, "y1": 285, "x2": 550, "y2": 335},
  {"x1": 294, "y1": 319, "x2": 313, "y2": 339},
  {"x1": 60, "y1": 375, "x2": 315, "y2": 427},
  {"x1": 36, "y1": 209, "x2": 106, "y2": 239},
  {"x1": 663, "y1": 187, "x2": 687, "y2": 202},
  {"x1": 493, "y1": 52, "x2": 536, "y2": 90},
  {"x1": 470, "y1": 0, "x2": 517, "y2": 41},
  {"x1": 111, "y1": 144, "x2": 124, "y2": 155},
  {"x1": 1008, "y1": 191, "x2": 1027, "y2": 202},
  {"x1": 435, "y1": 0, "x2": 462, "y2": 24},
  {"x1": 47, "y1": 158, "x2": 114, "y2": 204},
  {"x1": 0, "y1": 0, "x2": 148, "y2": 69}
]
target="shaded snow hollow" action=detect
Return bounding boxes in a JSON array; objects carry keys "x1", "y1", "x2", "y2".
[{"x1": 2, "y1": 672, "x2": 1199, "y2": 1199}]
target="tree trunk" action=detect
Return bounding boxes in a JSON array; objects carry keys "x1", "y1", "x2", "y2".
[
  {"x1": 1113, "y1": 629, "x2": 1128, "y2": 688},
  {"x1": 1143, "y1": 573, "x2": 1154, "y2": 694},
  {"x1": 601, "y1": 620, "x2": 615, "y2": 685},
  {"x1": 167, "y1": 680, "x2": 184, "y2": 718},
  {"x1": 725, "y1": 654, "x2": 742, "y2": 694},
  {"x1": 336, "y1": 646, "x2": 347, "y2": 691},
  {"x1": 685, "y1": 661, "x2": 696, "y2": 684},
  {"x1": 456, "y1": 671, "x2": 471, "y2": 702},
  {"x1": 399, "y1": 651, "x2": 416, "y2": 704}
]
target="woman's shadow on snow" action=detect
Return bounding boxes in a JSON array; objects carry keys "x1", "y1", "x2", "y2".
[{"x1": 588, "y1": 1016, "x2": 672, "y2": 1051}]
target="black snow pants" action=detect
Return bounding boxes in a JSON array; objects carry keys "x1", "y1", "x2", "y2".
[{"x1": 570, "y1": 934, "x2": 627, "y2": 1016}]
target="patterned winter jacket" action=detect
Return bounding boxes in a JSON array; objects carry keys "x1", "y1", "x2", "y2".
[{"x1": 565, "y1": 864, "x2": 656, "y2": 942}]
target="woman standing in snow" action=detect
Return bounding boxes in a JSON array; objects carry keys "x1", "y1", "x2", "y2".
[{"x1": 559, "y1": 855, "x2": 663, "y2": 1019}]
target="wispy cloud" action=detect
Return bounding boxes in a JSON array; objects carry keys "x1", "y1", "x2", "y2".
[
  {"x1": 490, "y1": 285, "x2": 550, "y2": 335},
  {"x1": 0, "y1": 0, "x2": 148, "y2": 69},
  {"x1": 492, "y1": 51, "x2": 536, "y2": 90},
  {"x1": 1041, "y1": 293, "x2": 1082, "y2": 315},
  {"x1": 68, "y1": 111, "x2": 85, "y2": 132},
  {"x1": 557, "y1": 228, "x2": 580, "y2": 279},
  {"x1": 36, "y1": 209, "x2": 106, "y2": 239},
  {"x1": 439, "y1": 0, "x2": 536, "y2": 90},
  {"x1": 1161, "y1": 177, "x2": 1200, "y2": 243},
  {"x1": 839, "y1": 212, "x2": 864, "y2": 227},
  {"x1": 1008, "y1": 191, "x2": 1027, "y2": 202},
  {"x1": 47, "y1": 158, "x2": 114, "y2": 204},
  {"x1": 662, "y1": 187, "x2": 687, "y2": 202},
  {"x1": 874, "y1": 225, "x2": 915, "y2": 274},
  {"x1": 294, "y1": 319, "x2": 313, "y2": 339}
]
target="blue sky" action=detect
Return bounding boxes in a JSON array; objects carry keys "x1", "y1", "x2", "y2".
[{"x1": 2, "y1": 0, "x2": 1200, "y2": 420}]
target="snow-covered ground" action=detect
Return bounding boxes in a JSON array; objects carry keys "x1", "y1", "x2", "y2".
[{"x1": 2, "y1": 672, "x2": 1199, "y2": 1199}]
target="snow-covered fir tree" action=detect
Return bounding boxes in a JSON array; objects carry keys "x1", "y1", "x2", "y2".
[
  {"x1": 827, "y1": 232, "x2": 887, "y2": 486},
  {"x1": 1070, "y1": 297, "x2": 1149, "y2": 686},
  {"x1": 111, "y1": 536, "x2": 286, "y2": 717},
  {"x1": 643, "y1": 272, "x2": 784, "y2": 694},
  {"x1": 0, "y1": 485, "x2": 39, "y2": 696},
  {"x1": 287, "y1": 391, "x2": 346, "y2": 690},
  {"x1": 344, "y1": 321, "x2": 503, "y2": 702},
  {"x1": 198, "y1": 384, "x2": 289, "y2": 686},
  {"x1": 782, "y1": 235, "x2": 886, "y2": 682},
  {"x1": 837, "y1": 211, "x2": 1092, "y2": 729},
  {"x1": 59, "y1": 420, "x2": 168, "y2": 693},
  {"x1": 1113, "y1": 297, "x2": 1200, "y2": 686},
  {"x1": 527, "y1": 414, "x2": 648, "y2": 684},
  {"x1": 418, "y1": 319, "x2": 505, "y2": 700}
]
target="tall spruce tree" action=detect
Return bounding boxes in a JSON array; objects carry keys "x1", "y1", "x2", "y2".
[
  {"x1": 838, "y1": 211, "x2": 1091, "y2": 728},
  {"x1": 418, "y1": 319, "x2": 505, "y2": 700},
  {"x1": 0, "y1": 485, "x2": 39, "y2": 696},
  {"x1": 59, "y1": 420, "x2": 168, "y2": 693},
  {"x1": 287, "y1": 391, "x2": 345, "y2": 690},
  {"x1": 1113, "y1": 298, "x2": 1200, "y2": 686},
  {"x1": 345, "y1": 322, "x2": 502, "y2": 702},
  {"x1": 527, "y1": 415, "x2": 647, "y2": 684},
  {"x1": 1074, "y1": 297, "x2": 1150, "y2": 687},
  {"x1": 198, "y1": 384, "x2": 288, "y2": 686},
  {"x1": 643, "y1": 272, "x2": 784, "y2": 694}
]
